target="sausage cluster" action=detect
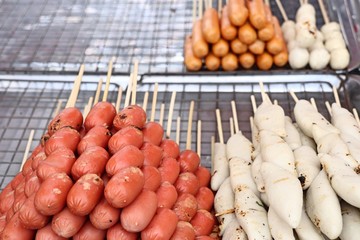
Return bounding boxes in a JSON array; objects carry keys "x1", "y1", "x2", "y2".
[
  {"x1": 185, "y1": 0, "x2": 288, "y2": 71},
  {"x1": 0, "y1": 103, "x2": 218, "y2": 239}
]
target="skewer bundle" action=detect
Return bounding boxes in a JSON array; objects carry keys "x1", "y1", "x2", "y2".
[
  {"x1": 0, "y1": 63, "x2": 217, "y2": 239},
  {"x1": 212, "y1": 84, "x2": 360, "y2": 239},
  {"x1": 185, "y1": 0, "x2": 289, "y2": 71}
]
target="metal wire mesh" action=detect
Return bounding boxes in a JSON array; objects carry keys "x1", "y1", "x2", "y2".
[
  {"x1": 0, "y1": 78, "x2": 342, "y2": 190},
  {"x1": 0, "y1": 0, "x2": 331, "y2": 74}
]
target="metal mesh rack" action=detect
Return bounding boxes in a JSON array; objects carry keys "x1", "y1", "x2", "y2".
[
  {"x1": 0, "y1": 0, "x2": 336, "y2": 75},
  {"x1": 0, "y1": 77, "x2": 345, "y2": 190}
]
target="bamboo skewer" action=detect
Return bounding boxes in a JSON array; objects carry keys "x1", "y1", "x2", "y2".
[
  {"x1": 197, "y1": 120, "x2": 202, "y2": 158},
  {"x1": 186, "y1": 101, "x2": 195, "y2": 150},
  {"x1": 325, "y1": 101, "x2": 333, "y2": 116},
  {"x1": 353, "y1": 108, "x2": 360, "y2": 126},
  {"x1": 166, "y1": 91, "x2": 177, "y2": 139},
  {"x1": 93, "y1": 78, "x2": 103, "y2": 106},
  {"x1": 124, "y1": 74, "x2": 133, "y2": 108},
  {"x1": 259, "y1": 81, "x2": 271, "y2": 103},
  {"x1": 332, "y1": 86, "x2": 341, "y2": 106},
  {"x1": 83, "y1": 97, "x2": 94, "y2": 118},
  {"x1": 211, "y1": 135, "x2": 215, "y2": 173},
  {"x1": 215, "y1": 109, "x2": 224, "y2": 144},
  {"x1": 231, "y1": 100, "x2": 239, "y2": 133},
  {"x1": 150, "y1": 83, "x2": 159, "y2": 122},
  {"x1": 142, "y1": 91, "x2": 149, "y2": 113},
  {"x1": 318, "y1": 0, "x2": 330, "y2": 25},
  {"x1": 115, "y1": 86, "x2": 123, "y2": 112},
  {"x1": 159, "y1": 103, "x2": 165, "y2": 127},
  {"x1": 229, "y1": 117, "x2": 235, "y2": 136},
  {"x1": 176, "y1": 116, "x2": 181, "y2": 145},
  {"x1": 102, "y1": 59, "x2": 113, "y2": 102},
  {"x1": 218, "y1": 0, "x2": 222, "y2": 15},
  {"x1": 66, "y1": 64, "x2": 85, "y2": 108},
  {"x1": 52, "y1": 99, "x2": 63, "y2": 118},
  {"x1": 289, "y1": 90, "x2": 299, "y2": 103},
  {"x1": 275, "y1": 0, "x2": 289, "y2": 22},
  {"x1": 310, "y1": 98, "x2": 318, "y2": 111},
  {"x1": 199, "y1": 0, "x2": 203, "y2": 18},
  {"x1": 131, "y1": 60, "x2": 139, "y2": 105},
  {"x1": 250, "y1": 95, "x2": 258, "y2": 113},
  {"x1": 20, "y1": 129, "x2": 35, "y2": 171}
]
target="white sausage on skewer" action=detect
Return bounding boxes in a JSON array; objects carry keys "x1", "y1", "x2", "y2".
[
  {"x1": 251, "y1": 154, "x2": 265, "y2": 193},
  {"x1": 284, "y1": 116, "x2": 302, "y2": 150},
  {"x1": 211, "y1": 142, "x2": 229, "y2": 191},
  {"x1": 222, "y1": 219, "x2": 249, "y2": 240},
  {"x1": 260, "y1": 161, "x2": 303, "y2": 228},
  {"x1": 293, "y1": 123, "x2": 317, "y2": 151},
  {"x1": 295, "y1": 204, "x2": 325, "y2": 240},
  {"x1": 305, "y1": 169, "x2": 343, "y2": 240},
  {"x1": 267, "y1": 207, "x2": 295, "y2": 240},
  {"x1": 339, "y1": 201, "x2": 360, "y2": 240},
  {"x1": 214, "y1": 177, "x2": 237, "y2": 236}
]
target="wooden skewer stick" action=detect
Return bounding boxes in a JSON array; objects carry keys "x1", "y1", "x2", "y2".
[
  {"x1": 229, "y1": 117, "x2": 235, "y2": 136},
  {"x1": 93, "y1": 78, "x2": 103, "y2": 106},
  {"x1": 186, "y1": 101, "x2": 195, "y2": 150},
  {"x1": 274, "y1": 99, "x2": 278, "y2": 105},
  {"x1": 318, "y1": 0, "x2": 330, "y2": 24},
  {"x1": 275, "y1": 0, "x2": 289, "y2": 22},
  {"x1": 124, "y1": 73, "x2": 133, "y2": 108},
  {"x1": 197, "y1": 120, "x2": 202, "y2": 158},
  {"x1": 289, "y1": 90, "x2": 299, "y2": 103},
  {"x1": 115, "y1": 86, "x2": 123, "y2": 112},
  {"x1": 150, "y1": 83, "x2": 159, "y2": 122},
  {"x1": 66, "y1": 64, "x2": 85, "y2": 108},
  {"x1": 211, "y1": 135, "x2": 215, "y2": 173},
  {"x1": 159, "y1": 103, "x2": 165, "y2": 127},
  {"x1": 176, "y1": 116, "x2": 181, "y2": 145},
  {"x1": 102, "y1": 58, "x2": 114, "y2": 102},
  {"x1": 325, "y1": 101, "x2": 333, "y2": 116},
  {"x1": 353, "y1": 108, "x2": 360, "y2": 126},
  {"x1": 142, "y1": 91, "x2": 149, "y2": 113},
  {"x1": 199, "y1": 0, "x2": 203, "y2": 18},
  {"x1": 249, "y1": 116, "x2": 255, "y2": 132},
  {"x1": 231, "y1": 100, "x2": 240, "y2": 133},
  {"x1": 332, "y1": 86, "x2": 341, "y2": 106},
  {"x1": 264, "y1": 0, "x2": 269, "y2": 6},
  {"x1": 299, "y1": 0, "x2": 304, "y2": 6},
  {"x1": 83, "y1": 97, "x2": 94, "y2": 118},
  {"x1": 310, "y1": 98, "x2": 318, "y2": 111},
  {"x1": 131, "y1": 60, "x2": 139, "y2": 105},
  {"x1": 215, "y1": 109, "x2": 224, "y2": 144},
  {"x1": 166, "y1": 91, "x2": 177, "y2": 139},
  {"x1": 250, "y1": 95, "x2": 258, "y2": 114},
  {"x1": 259, "y1": 81, "x2": 271, "y2": 104},
  {"x1": 52, "y1": 99, "x2": 63, "y2": 118},
  {"x1": 218, "y1": 0, "x2": 222, "y2": 15},
  {"x1": 20, "y1": 129, "x2": 35, "y2": 171}
]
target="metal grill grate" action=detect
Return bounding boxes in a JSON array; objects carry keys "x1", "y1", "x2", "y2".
[
  {"x1": 0, "y1": 0, "x2": 333, "y2": 74},
  {"x1": 0, "y1": 78, "x2": 343, "y2": 190}
]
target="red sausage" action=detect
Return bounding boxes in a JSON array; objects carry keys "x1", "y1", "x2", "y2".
[
  {"x1": 190, "y1": 209, "x2": 216, "y2": 236},
  {"x1": 113, "y1": 104, "x2": 147, "y2": 131},
  {"x1": 141, "y1": 142, "x2": 163, "y2": 167},
  {"x1": 196, "y1": 187, "x2": 214, "y2": 211},
  {"x1": 107, "y1": 222, "x2": 138, "y2": 240},
  {"x1": 142, "y1": 165, "x2": 162, "y2": 191},
  {"x1": 104, "y1": 167, "x2": 145, "y2": 208},
  {"x1": 12, "y1": 192, "x2": 27, "y2": 214},
  {"x1": 51, "y1": 207, "x2": 86, "y2": 238},
  {"x1": 35, "y1": 172, "x2": 73, "y2": 216},
  {"x1": 11, "y1": 173, "x2": 25, "y2": 190},
  {"x1": 195, "y1": 166, "x2": 211, "y2": 187},
  {"x1": 0, "y1": 184, "x2": 13, "y2": 203},
  {"x1": 120, "y1": 189, "x2": 158, "y2": 232},
  {"x1": 84, "y1": 101, "x2": 116, "y2": 131},
  {"x1": 31, "y1": 151, "x2": 46, "y2": 171},
  {"x1": 35, "y1": 224, "x2": 66, "y2": 240},
  {"x1": 71, "y1": 146, "x2": 109, "y2": 181},
  {"x1": 67, "y1": 174, "x2": 104, "y2": 216},
  {"x1": 0, "y1": 190, "x2": 14, "y2": 214},
  {"x1": 160, "y1": 139, "x2": 180, "y2": 159},
  {"x1": 108, "y1": 126, "x2": 144, "y2": 155},
  {"x1": 14, "y1": 180, "x2": 25, "y2": 199},
  {"x1": 142, "y1": 121, "x2": 164, "y2": 146},
  {"x1": 37, "y1": 147, "x2": 76, "y2": 181},
  {"x1": 44, "y1": 127, "x2": 80, "y2": 156},
  {"x1": 158, "y1": 157, "x2": 180, "y2": 184},
  {"x1": 24, "y1": 171, "x2": 41, "y2": 198},
  {"x1": 1, "y1": 212, "x2": 35, "y2": 240},
  {"x1": 19, "y1": 194, "x2": 50, "y2": 229},
  {"x1": 73, "y1": 220, "x2": 106, "y2": 240},
  {"x1": 0, "y1": 214, "x2": 6, "y2": 235},
  {"x1": 30, "y1": 145, "x2": 43, "y2": 159},
  {"x1": 21, "y1": 157, "x2": 33, "y2": 177},
  {"x1": 106, "y1": 145, "x2": 144, "y2": 177},
  {"x1": 89, "y1": 196, "x2": 120, "y2": 230},
  {"x1": 5, "y1": 205, "x2": 15, "y2": 222},
  {"x1": 175, "y1": 172, "x2": 200, "y2": 195},
  {"x1": 170, "y1": 221, "x2": 196, "y2": 240},
  {"x1": 173, "y1": 193, "x2": 198, "y2": 222},
  {"x1": 48, "y1": 107, "x2": 83, "y2": 136},
  {"x1": 179, "y1": 150, "x2": 200, "y2": 173},
  {"x1": 156, "y1": 181, "x2": 178, "y2": 209},
  {"x1": 141, "y1": 208, "x2": 178, "y2": 240},
  {"x1": 77, "y1": 126, "x2": 112, "y2": 155}
]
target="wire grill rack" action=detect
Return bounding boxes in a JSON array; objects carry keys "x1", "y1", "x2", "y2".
[
  {"x1": 0, "y1": 78, "x2": 344, "y2": 190},
  {"x1": 0, "y1": 0, "x2": 331, "y2": 75}
]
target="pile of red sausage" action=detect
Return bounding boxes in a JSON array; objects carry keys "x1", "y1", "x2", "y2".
[
  {"x1": 185, "y1": 0, "x2": 288, "y2": 71},
  {"x1": 0, "y1": 102, "x2": 217, "y2": 239}
]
